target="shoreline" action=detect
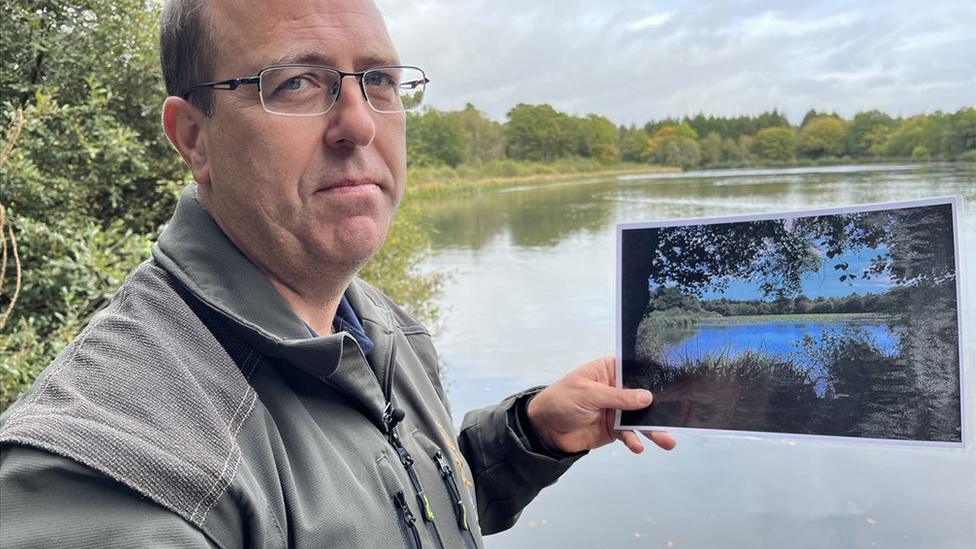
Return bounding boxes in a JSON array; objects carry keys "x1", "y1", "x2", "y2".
[
  {"x1": 406, "y1": 158, "x2": 970, "y2": 199},
  {"x1": 707, "y1": 312, "x2": 895, "y2": 324},
  {"x1": 406, "y1": 163, "x2": 679, "y2": 198}
]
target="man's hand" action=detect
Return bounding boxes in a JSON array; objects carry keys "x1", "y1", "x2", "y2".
[{"x1": 525, "y1": 356, "x2": 676, "y2": 454}]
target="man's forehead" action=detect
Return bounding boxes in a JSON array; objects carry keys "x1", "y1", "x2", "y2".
[
  {"x1": 208, "y1": 0, "x2": 397, "y2": 68},
  {"x1": 267, "y1": 47, "x2": 399, "y2": 68}
]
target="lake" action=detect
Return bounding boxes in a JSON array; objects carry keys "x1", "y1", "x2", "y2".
[
  {"x1": 415, "y1": 163, "x2": 975, "y2": 549},
  {"x1": 660, "y1": 317, "x2": 901, "y2": 396}
]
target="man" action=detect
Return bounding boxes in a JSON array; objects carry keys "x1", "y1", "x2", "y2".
[{"x1": 0, "y1": 0, "x2": 674, "y2": 546}]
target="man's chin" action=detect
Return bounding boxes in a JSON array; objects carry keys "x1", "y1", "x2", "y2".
[{"x1": 319, "y1": 220, "x2": 389, "y2": 266}]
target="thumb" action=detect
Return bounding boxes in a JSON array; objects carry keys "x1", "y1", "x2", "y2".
[{"x1": 590, "y1": 384, "x2": 653, "y2": 411}]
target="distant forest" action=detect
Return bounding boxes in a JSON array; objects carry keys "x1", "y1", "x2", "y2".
[
  {"x1": 649, "y1": 285, "x2": 906, "y2": 318},
  {"x1": 407, "y1": 104, "x2": 976, "y2": 169}
]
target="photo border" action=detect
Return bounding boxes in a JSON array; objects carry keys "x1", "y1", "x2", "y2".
[{"x1": 614, "y1": 196, "x2": 967, "y2": 448}]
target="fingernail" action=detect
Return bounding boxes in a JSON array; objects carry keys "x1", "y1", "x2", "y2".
[{"x1": 638, "y1": 390, "x2": 652, "y2": 405}]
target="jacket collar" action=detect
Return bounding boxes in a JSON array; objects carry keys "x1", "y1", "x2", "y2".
[{"x1": 151, "y1": 185, "x2": 394, "y2": 391}]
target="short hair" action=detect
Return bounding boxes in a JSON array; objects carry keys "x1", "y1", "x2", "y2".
[{"x1": 159, "y1": 0, "x2": 217, "y2": 116}]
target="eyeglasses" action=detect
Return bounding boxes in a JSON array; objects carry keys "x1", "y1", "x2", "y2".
[{"x1": 181, "y1": 64, "x2": 429, "y2": 116}]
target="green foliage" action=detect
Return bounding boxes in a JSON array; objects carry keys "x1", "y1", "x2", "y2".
[
  {"x1": 578, "y1": 114, "x2": 620, "y2": 164},
  {"x1": 407, "y1": 108, "x2": 466, "y2": 167},
  {"x1": 1, "y1": 0, "x2": 187, "y2": 410},
  {"x1": 413, "y1": 102, "x2": 971, "y2": 175},
  {"x1": 505, "y1": 103, "x2": 577, "y2": 162},
  {"x1": 453, "y1": 103, "x2": 506, "y2": 165},
  {"x1": 884, "y1": 115, "x2": 940, "y2": 158},
  {"x1": 700, "y1": 131, "x2": 723, "y2": 165},
  {"x1": 618, "y1": 126, "x2": 650, "y2": 162},
  {"x1": 680, "y1": 110, "x2": 790, "y2": 139},
  {"x1": 845, "y1": 109, "x2": 897, "y2": 157},
  {"x1": 798, "y1": 116, "x2": 849, "y2": 158},
  {"x1": 700, "y1": 292, "x2": 902, "y2": 317},
  {"x1": 644, "y1": 124, "x2": 701, "y2": 168},
  {"x1": 752, "y1": 126, "x2": 796, "y2": 161},
  {"x1": 359, "y1": 200, "x2": 444, "y2": 326},
  {"x1": 941, "y1": 107, "x2": 976, "y2": 158}
]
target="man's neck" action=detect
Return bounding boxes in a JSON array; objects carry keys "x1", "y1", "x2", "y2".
[{"x1": 267, "y1": 275, "x2": 345, "y2": 336}]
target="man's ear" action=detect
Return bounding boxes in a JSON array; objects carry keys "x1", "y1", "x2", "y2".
[{"x1": 162, "y1": 96, "x2": 211, "y2": 186}]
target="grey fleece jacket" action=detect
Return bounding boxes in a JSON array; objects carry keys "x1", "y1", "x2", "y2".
[{"x1": 0, "y1": 185, "x2": 582, "y2": 548}]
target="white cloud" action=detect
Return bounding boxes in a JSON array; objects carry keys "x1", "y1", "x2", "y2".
[
  {"x1": 380, "y1": 0, "x2": 976, "y2": 125},
  {"x1": 625, "y1": 12, "x2": 674, "y2": 32}
]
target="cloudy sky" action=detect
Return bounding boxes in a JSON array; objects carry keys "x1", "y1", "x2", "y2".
[{"x1": 380, "y1": 0, "x2": 975, "y2": 126}]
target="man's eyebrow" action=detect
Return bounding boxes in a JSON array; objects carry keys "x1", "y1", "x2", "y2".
[{"x1": 266, "y1": 49, "x2": 401, "y2": 69}]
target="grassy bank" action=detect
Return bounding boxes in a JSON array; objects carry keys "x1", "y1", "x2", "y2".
[
  {"x1": 406, "y1": 159, "x2": 678, "y2": 198},
  {"x1": 403, "y1": 156, "x2": 970, "y2": 199}
]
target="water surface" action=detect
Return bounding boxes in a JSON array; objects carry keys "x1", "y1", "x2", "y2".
[{"x1": 661, "y1": 318, "x2": 900, "y2": 364}]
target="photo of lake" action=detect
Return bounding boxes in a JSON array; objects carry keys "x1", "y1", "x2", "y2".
[{"x1": 618, "y1": 198, "x2": 963, "y2": 443}]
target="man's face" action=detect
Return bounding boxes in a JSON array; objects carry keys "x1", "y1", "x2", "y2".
[{"x1": 198, "y1": 0, "x2": 406, "y2": 288}]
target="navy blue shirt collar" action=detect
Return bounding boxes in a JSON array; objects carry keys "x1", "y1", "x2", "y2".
[{"x1": 304, "y1": 295, "x2": 375, "y2": 356}]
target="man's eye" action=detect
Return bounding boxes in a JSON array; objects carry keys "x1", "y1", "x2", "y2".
[
  {"x1": 364, "y1": 71, "x2": 396, "y2": 87},
  {"x1": 277, "y1": 75, "x2": 319, "y2": 92}
]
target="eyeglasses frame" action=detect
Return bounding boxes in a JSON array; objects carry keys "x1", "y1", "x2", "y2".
[{"x1": 180, "y1": 64, "x2": 429, "y2": 116}]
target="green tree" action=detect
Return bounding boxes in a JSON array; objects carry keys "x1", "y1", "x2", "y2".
[
  {"x1": 722, "y1": 136, "x2": 745, "y2": 162},
  {"x1": 701, "y1": 131, "x2": 723, "y2": 165},
  {"x1": 845, "y1": 110, "x2": 898, "y2": 157},
  {"x1": 505, "y1": 103, "x2": 575, "y2": 162},
  {"x1": 884, "y1": 115, "x2": 937, "y2": 158},
  {"x1": 644, "y1": 123, "x2": 700, "y2": 168},
  {"x1": 619, "y1": 126, "x2": 650, "y2": 163},
  {"x1": 941, "y1": 107, "x2": 976, "y2": 159},
  {"x1": 452, "y1": 103, "x2": 505, "y2": 164},
  {"x1": 751, "y1": 127, "x2": 796, "y2": 161},
  {"x1": 1, "y1": 0, "x2": 184, "y2": 409},
  {"x1": 579, "y1": 114, "x2": 620, "y2": 164},
  {"x1": 406, "y1": 108, "x2": 466, "y2": 167},
  {"x1": 798, "y1": 116, "x2": 849, "y2": 158}
]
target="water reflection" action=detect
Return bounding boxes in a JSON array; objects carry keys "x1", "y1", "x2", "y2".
[
  {"x1": 424, "y1": 179, "x2": 615, "y2": 249},
  {"x1": 416, "y1": 163, "x2": 976, "y2": 549}
]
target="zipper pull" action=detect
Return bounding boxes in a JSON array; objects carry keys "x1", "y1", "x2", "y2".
[
  {"x1": 384, "y1": 402, "x2": 406, "y2": 431},
  {"x1": 394, "y1": 491, "x2": 416, "y2": 525},
  {"x1": 433, "y1": 451, "x2": 453, "y2": 477},
  {"x1": 394, "y1": 491, "x2": 423, "y2": 548},
  {"x1": 434, "y1": 451, "x2": 469, "y2": 531}
]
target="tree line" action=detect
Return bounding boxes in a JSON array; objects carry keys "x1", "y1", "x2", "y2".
[
  {"x1": 409, "y1": 103, "x2": 976, "y2": 169},
  {"x1": 647, "y1": 284, "x2": 909, "y2": 318}
]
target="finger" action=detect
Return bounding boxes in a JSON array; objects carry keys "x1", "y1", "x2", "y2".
[
  {"x1": 618, "y1": 429, "x2": 645, "y2": 454},
  {"x1": 640, "y1": 430, "x2": 677, "y2": 451},
  {"x1": 589, "y1": 384, "x2": 653, "y2": 411}
]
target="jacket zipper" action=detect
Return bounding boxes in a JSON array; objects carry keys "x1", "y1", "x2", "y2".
[
  {"x1": 433, "y1": 450, "x2": 479, "y2": 548},
  {"x1": 394, "y1": 491, "x2": 423, "y2": 549},
  {"x1": 383, "y1": 334, "x2": 446, "y2": 549},
  {"x1": 432, "y1": 451, "x2": 469, "y2": 530}
]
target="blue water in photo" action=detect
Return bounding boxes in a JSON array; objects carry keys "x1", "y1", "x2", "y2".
[{"x1": 661, "y1": 318, "x2": 900, "y2": 366}]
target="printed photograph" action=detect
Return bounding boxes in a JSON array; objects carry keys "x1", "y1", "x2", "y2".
[{"x1": 617, "y1": 198, "x2": 963, "y2": 444}]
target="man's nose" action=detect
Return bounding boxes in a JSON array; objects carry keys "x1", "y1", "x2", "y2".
[{"x1": 323, "y1": 75, "x2": 376, "y2": 148}]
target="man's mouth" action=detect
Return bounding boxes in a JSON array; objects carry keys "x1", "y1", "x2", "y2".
[{"x1": 316, "y1": 179, "x2": 383, "y2": 195}]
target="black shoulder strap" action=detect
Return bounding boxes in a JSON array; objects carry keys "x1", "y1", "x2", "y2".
[{"x1": 170, "y1": 281, "x2": 256, "y2": 374}]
